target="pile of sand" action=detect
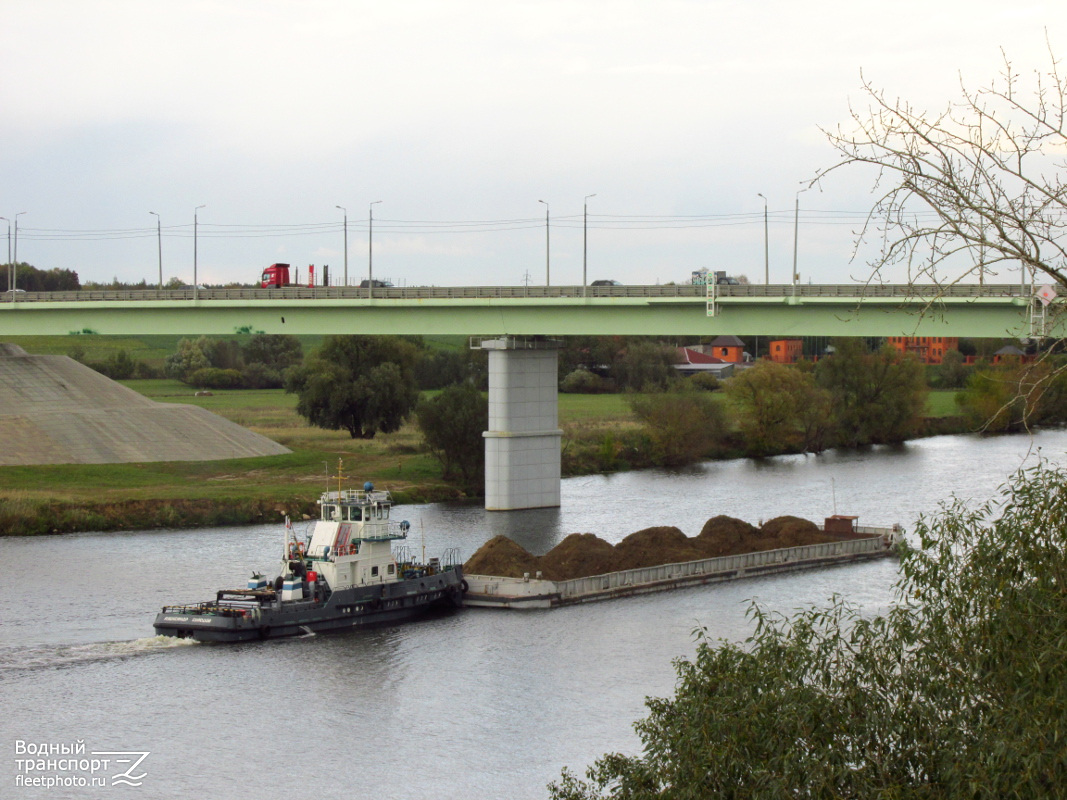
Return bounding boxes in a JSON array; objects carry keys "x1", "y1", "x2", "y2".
[
  {"x1": 0, "y1": 345, "x2": 290, "y2": 465},
  {"x1": 462, "y1": 535, "x2": 540, "y2": 578},
  {"x1": 539, "y1": 533, "x2": 617, "y2": 580},
  {"x1": 465, "y1": 514, "x2": 867, "y2": 580}
]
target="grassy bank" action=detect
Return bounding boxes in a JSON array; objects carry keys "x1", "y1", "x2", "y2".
[{"x1": 0, "y1": 382, "x2": 967, "y2": 535}]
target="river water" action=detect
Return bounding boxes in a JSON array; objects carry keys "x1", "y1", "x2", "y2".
[{"x1": 2, "y1": 430, "x2": 1065, "y2": 799}]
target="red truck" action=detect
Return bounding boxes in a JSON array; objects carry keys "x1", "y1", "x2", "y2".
[
  {"x1": 262, "y1": 263, "x2": 297, "y2": 288},
  {"x1": 262, "y1": 263, "x2": 334, "y2": 288}
]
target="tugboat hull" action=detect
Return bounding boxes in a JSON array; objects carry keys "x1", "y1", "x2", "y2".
[{"x1": 154, "y1": 569, "x2": 465, "y2": 643}]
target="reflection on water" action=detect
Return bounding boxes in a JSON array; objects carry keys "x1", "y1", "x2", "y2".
[{"x1": 1, "y1": 430, "x2": 1065, "y2": 799}]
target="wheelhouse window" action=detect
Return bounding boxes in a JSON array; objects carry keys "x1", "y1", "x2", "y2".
[{"x1": 371, "y1": 566, "x2": 379, "y2": 577}]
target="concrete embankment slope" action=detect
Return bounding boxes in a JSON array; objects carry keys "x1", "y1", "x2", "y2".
[{"x1": 0, "y1": 344, "x2": 290, "y2": 465}]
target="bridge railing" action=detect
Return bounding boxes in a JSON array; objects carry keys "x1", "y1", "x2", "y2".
[{"x1": 0, "y1": 282, "x2": 1040, "y2": 303}]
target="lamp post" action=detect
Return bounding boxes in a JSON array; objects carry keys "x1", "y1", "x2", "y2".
[
  {"x1": 538, "y1": 199, "x2": 550, "y2": 286},
  {"x1": 368, "y1": 200, "x2": 381, "y2": 298},
  {"x1": 336, "y1": 205, "x2": 348, "y2": 287},
  {"x1": 757, "y1": 193, "x2": 769, "y2": 284},
  {"x1": 149, "y1": 211, "x2": 162, "y2": 289},
  {"x1": 0, "y1": 217, "x2": 9, "y2": 292},
  {"x1": 792, "y1": 189, "x2": 808, "y2": 296},
  {"x1": 193, "y1": 205, "x2": 205, "y2": 300},
  {"x1": 583, "y1": 193, "x2": 596, "y2": 296},
  {"x1": 12, "y1": 212, "x2": 26, "y2": 294}
]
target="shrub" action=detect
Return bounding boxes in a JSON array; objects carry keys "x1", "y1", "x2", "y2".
[{"x1": 185, "y1": 367, "x2": 246, "y2": 389}]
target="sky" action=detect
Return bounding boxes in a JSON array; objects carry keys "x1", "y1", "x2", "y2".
[{"x1": 1, "y1": 1, "x2": 1064, "y2": 288}]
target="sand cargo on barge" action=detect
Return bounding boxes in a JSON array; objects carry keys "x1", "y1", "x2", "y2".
[{"x1": 464, "y1": 517, "x2": 902, "y2": 609}]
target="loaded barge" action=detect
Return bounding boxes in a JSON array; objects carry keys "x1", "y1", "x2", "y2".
[
  {"x1": 154, "y1": 469, "x2": 464, "y2": 642},
  {"x1": 464, "y1": 518, "x2": 902, "y2": 609}
]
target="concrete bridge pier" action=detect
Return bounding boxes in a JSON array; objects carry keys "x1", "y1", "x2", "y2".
[{"x1": 478, "y1": 337, "x2": 562, "y2": 511}]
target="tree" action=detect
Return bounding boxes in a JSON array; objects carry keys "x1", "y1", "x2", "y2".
[
  {"x1": 957, "y1": 358, "x2": 1067, "y2": 432},
  {"x1": 415, "y1": 382, "x2": 488, "y2": 491},
  {"x1": 724, "y1": 361, "x2": 832, "y2": 455},
  {"x1": 241, "y1": 333, "x2": 302, "y2": 372},
  {"x1": 818, "y1": 46, "x2": 1066, "y2": 288},
  {"x1": 628, "y1": 389, "x2": 725, "y2": 466},
  {"x1": 815, "y1": 338, "x2": 927, "y2": 446},
  {"x1": 284, "y1": 335, "x2": 419, "y2": 439},
  {"x1": 934, "y1": 348, "x2": 969, "y2": 389},
  {"x1": 615, "y1": 341, "x2": 679, "y2": 392},
  {"x1": 551, "y1": 462, "x2": 1067, "y2": 799},
  {"x1": 240, "y1": 333, "x2": 303, "y2": 388},
  {"x1": 11, "y1": 263, "x2": 80, "y2": 291},
  {"x1": 164, "y1": 336, "x2": 214, "y2": 379}
]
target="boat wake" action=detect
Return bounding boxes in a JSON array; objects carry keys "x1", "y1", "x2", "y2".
[{"x1": 0, "y1": 635, "x2": 200, "y2": 674}]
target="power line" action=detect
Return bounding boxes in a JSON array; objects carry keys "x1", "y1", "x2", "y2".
[{"x1": 14, "y1": 208, "x2": 947, "y2": 241}]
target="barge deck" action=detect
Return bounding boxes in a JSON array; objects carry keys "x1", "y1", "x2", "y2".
[{"x1": 464, "y1": 526, "x2": 901, "y2": 609}]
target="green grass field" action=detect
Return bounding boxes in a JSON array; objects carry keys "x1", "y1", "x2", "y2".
[{"x1": 0, "y1": 340, "x2": 966, "y2": 534}]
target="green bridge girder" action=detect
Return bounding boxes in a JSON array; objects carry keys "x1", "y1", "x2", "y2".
[{"x1": 0, "y1": 283, "x2": 1057, "y2": 339}]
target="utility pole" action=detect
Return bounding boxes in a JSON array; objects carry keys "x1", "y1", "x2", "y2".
[
  {"x1": 369, "y1": 200, "x2": 382, "y2": 298},
  {"x1": 12, "y1": 212, "x2": 26, "y2": 294},
  {"x1": 583, "y1": 194, "x2": 595, "y2": 296},
  {"x1": 149, "y1": 211, "x2": 162, "y2": 289},
  {"x1": 792, "y1": 189, "x2": 808, "y2": 296},
  {"x1": 757, "y1": 193, "x2": 769, "y2": 284},
  {"x1": 0, "y1": 217, "x2": 9, "y2": 292},
  {"x1": 539, "y1": 199, "x2": 550, "y2": 286},
  {"x1": 193, "y1": 205, "x2": 205, "y2": 300},
  {"x1": 336, "y1": 205, "x2": 348, "y2": 286}
]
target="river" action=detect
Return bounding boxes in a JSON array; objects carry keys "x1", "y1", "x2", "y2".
[{"x1": 2, "y1": 430, "x2": 1065, "y2": 799}]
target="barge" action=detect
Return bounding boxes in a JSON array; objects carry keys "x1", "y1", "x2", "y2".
[
  {"x1": 464, "y1": 520, "x2": 902, "y2": 609},
  {"x1": 154, "y1": 468, "x2": 464, "y2": 642}
]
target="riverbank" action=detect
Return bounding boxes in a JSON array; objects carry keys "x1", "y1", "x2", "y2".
[{"x1": 0, "y1": 381, "x2": 970, "y2": 536}]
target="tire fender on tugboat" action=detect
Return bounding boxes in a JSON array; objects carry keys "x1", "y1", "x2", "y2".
[{"x1": 259, "y1": 626, "x2": 271, "y2": 639}]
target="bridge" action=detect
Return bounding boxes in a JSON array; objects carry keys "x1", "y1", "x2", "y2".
[
  {"x1": 3, "y1": 283, "x2": 1059, "y2": 512},
  {"x1": 0, "y1": 282, "x2": 1052, "y2": 338}
]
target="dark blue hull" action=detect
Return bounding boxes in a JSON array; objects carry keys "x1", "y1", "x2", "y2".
[{"x1": 154, "y1": 568, "x2": 465, "y2": 642}]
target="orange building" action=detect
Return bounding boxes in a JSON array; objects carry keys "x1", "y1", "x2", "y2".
[
  {"x1": 707, "y1": 335, "x2": 746, "y2": 363},
  {"x1": 768, "y1": 339, "x2": 803, "y2": 363},
  {"x1": 885, "y1": 336, "x2": 959, "y2": 365}
]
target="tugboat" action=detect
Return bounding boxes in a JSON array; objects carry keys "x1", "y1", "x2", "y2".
[{"x1": 154, "y1": 464, "x2": 465, "y2": 642}]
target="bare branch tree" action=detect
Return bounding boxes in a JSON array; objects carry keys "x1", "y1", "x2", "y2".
[{"x1": 816, "y1": 40, "x2": 1067, "y2": 290}]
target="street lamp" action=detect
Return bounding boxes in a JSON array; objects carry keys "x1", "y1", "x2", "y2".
[
  {"x1": 193, "y1": 205, "x2": 205, "y2": 300},
  {"x1": 539, "y1": 199, "x2": 550, "y2": 286},
  {"x1": 149, "y1": 211, "x2": 162, "y2": 289},
  {"x1": 336, "y1": 205, "x2": 348, "y2": 286},
  {"x1": 757, "y1": 193, "x2": 769, "y2": 285},
  {"x1": 583, "y1": 193, "x2": 596, "y2": 296},
  {"x1": 12, "y1": 212, "x2": 26, "y2": 293},
  {"x1": 0, "y1": 217, "x2": 9, "y2": 292},
  {"x1": 368, "y1": 200, "x2": 382, "y2": 298},
  {"x1": 792, "y1": 188, "x2": 809, "y2": 296}
]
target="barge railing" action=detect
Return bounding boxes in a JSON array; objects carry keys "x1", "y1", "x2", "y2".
[{"x1": 554, "y1": 533, "x2": 893, "y2": 601}]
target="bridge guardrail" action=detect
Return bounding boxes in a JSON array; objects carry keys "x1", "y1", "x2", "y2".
[{"x1": 0, "y1": 283, "x2": 1044, "y2": 303}]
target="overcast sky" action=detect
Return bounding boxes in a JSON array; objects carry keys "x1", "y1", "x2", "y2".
[{"x1": 2, "y1": 1, "x2": 1063, "y2": 288}]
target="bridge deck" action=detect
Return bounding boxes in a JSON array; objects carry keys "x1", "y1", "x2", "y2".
[{"x1": 0, "y1": 283, "x2": 1052, "y2": 338}]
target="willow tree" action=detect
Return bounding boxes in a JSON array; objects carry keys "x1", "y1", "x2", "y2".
[{"x1": 817, "y1": 44, "x2": 1067, "y2": 289}]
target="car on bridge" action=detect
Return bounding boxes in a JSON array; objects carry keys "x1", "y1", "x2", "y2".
[{"x1": 591, "y1": 279, "x2": 622, "y2": 286}]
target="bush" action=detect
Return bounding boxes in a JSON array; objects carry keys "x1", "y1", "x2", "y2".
[
  {"x1": 240, "y1": 362, "x2": 284, "y2": 389},
  {"x1": 686, "y1": 372, "x2": 720, "y2": 391},
  {"x1": 628, "y1": 389, "x2": 726, "y2": 466},
  {"x1": 561, "y1": 368, "x2": 611, "y2": 394},
  {"x1": 185, "y1": 367, "x2": 246, "y2": 389}
]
